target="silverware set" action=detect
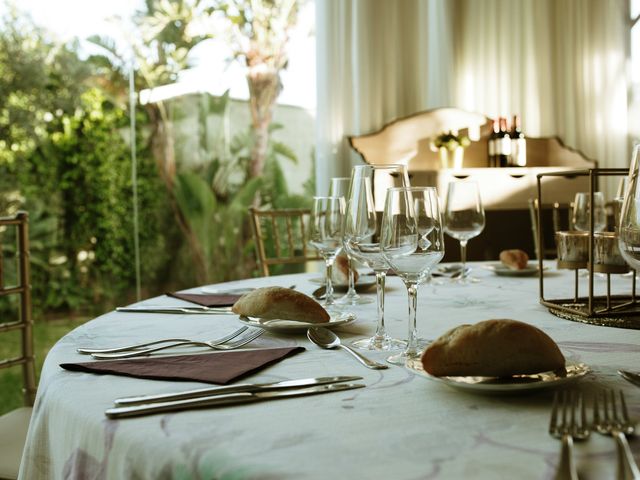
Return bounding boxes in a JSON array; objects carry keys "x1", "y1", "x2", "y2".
[
  {"x1": 549, "y1": 389, "x2": 640, "y2": 480},
  {"x1": 104, "y1": 375, "x2": 365, "y2": 418},
  {"x1": 77, "y1": 326, "x2": 264, "y2": 359}
]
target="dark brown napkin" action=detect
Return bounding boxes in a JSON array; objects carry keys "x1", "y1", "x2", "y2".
[
  {"x1": 60, "y1": 347, "x2": 305, "y2": 385},
  {"x1": 166, "y1": 291, "x2": 243, "y2": 307}
]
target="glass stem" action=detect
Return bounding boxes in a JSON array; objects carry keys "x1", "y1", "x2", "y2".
[
  {"x1": 373, "y1": 271, "x2": 387, "y2": 344},
  {"x1": 405, "y1": 282, "x2": 419, "y2": 358},
  {"x1": 347, "y1": 257, "x2": 356, "y2": 296},
  {"x1": 325, "y1": 258, "x2": 335, "y2": 305},
  {"x1": 459, "y1": 240, "x2": 468, "y2": 278}
]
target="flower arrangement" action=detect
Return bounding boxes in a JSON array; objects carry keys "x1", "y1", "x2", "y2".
[{"x1": 432, "y1": 131, "x2": 471, "y2": 151}]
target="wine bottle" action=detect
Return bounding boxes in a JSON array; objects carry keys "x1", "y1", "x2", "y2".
[
  {"x1": 498, "y1": 117, "x2": 511, "y2": 167},
  {"x1": 488, "y1": 118, "x2": 500, "y2": 167},
  {"x1": 510, "y1": 115, "x2": 526, "y2": 167}
]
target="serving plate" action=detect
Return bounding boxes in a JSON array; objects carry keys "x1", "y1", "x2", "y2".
[
  {"x1": 482, "y1": 263, "x2": 545, "y2": 277},
  {"x1": 308, "y1": 276, "x2": 376, "y2": 292},
  {"x1": 238, "y1": 312, "x2": 356, "y2": 332},
  {"x1": 405, "y1": 358, "x2": 590, "y2": 394},
  {"x1": 199, "y1": 286, "x2": 256, "y2": 295}
]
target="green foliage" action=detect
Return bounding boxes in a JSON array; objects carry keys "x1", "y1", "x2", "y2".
[
  {"x1": 5, "y1": 84, "x2": 172, "y2": 312},
  {"x1": 172, "y1": 92, "x2": 311, "y2": 284}
]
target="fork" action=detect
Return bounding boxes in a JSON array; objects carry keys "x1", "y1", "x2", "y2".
[
  {"x1": 90, "y1": 328, "x2": 265, "y2": 359},
  {"x1": 77, "y1": 326, "x2": 249, "y2": 355},
  {"x1": 593, "y1": 389, "x2": 640, "y2": 480},
  {"x1": 549, "y1": 390, "x2": 590, "y2": 480}
]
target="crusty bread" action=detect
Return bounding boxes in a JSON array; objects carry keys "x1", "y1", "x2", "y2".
[
  {"x1": 232, "y1": 286, "x2": 330, "y2": 323},
  {"x1": 421, "y1": 319, "x2": 565, "y2": 377},
  {"x1": 333, "y1": 254, "x2": 359, "y2": 285},
  {"x1": 499, "y1": 249, "x2": 529, "y2": 270}
]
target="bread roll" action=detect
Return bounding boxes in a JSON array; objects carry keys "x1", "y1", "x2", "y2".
[
  {"x1": 232, "y1": 286, "x2": 330, "y2": 323},
  {"x1": 499, "y1": 249, "x2": 529, "y2": 270},
  {"x1": 421, "y1": 319, "x2": 565, "y2": 377}
]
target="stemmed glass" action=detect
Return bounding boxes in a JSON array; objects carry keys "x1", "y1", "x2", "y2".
[
  {"x1": 572, "y1": 192, "x2": 607, "y2": 232},
  {"x1": 309, "y1": 196, "x2": 345, "y2": 308},
  {"x1": 443, "y1": 181, "x2": 485, "y2": 283},
  {"x1": 381, "y1": 187, "x2": 445, "y2": 365},
  {"x1": 330, "y1": 177, "x2": 374, "y2": 306},
  {"x1": 343, "y1": 164, "x2": 410, "y2": 351},
  {"x1": 618, "y1": 145, "x2": 640, "y2": 271}
]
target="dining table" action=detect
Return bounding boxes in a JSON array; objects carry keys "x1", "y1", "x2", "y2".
[{"x1": 17, "y1": 261, "x2": 640, "y2": 480}]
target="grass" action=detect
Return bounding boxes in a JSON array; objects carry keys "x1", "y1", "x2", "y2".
[{"x1": 0, "y1": 316, "x2": 88, "y2": 415}]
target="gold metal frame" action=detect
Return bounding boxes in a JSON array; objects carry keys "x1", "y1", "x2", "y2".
[
  {"x1": 0, "y1": 211, "x2": 36, "y2": 405},
  {"x1": 536, "y1": 168, "x2": 640, "y2": 329}
]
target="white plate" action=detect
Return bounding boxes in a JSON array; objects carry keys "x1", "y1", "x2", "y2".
[
  {"x1": 405, "y1": 358, "x2": 590, "y2": 395},
  {"x1": 199, "y1": 286, "x2": 256, "y2": 295},
  {"x1": 308, "y1": 277, "x2": 377, "y2": 292},
  {"x1": 483, "y1": 263, "x2": 544, "y2": 277},
  {"x1": 238, "y1": 312, "x2": 356, "y2": 332}
]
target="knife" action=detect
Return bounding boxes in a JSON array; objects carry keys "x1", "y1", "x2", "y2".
[
  {"x1": 618, "y1": 370, "x2": 640, "y2": 387},
  {"x1": 114, "y1": 375, "x2": 363, "y2": 406},
  {"x1": 105, "y1": 382, "x2": 365, "y2": 419},
  {"x1": 116, "y1": 306, "x2": 234, "y2": 314}
]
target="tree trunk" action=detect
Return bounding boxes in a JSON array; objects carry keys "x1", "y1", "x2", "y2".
[
  {"x1": 246, "y1": 65, "x2": 281, "y2": 178},
  {"x1": 146, "y1": 103, "x2": 176, "y2": 191}
]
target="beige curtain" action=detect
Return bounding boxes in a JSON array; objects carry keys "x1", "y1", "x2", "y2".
[
  {"x1": 316, "y1": 0, "x2": 630, "y2": 196},
  {"x1": 452, "y1": 0, "x2": 630, "y2": 195},
  {"x1": 315, "y1": 0, "x2": 453, "y2": 194}
]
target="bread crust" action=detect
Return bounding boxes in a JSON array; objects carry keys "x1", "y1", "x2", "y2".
[
  {"x1": 421, "y1": 319, "x2": 565, "y2": 377},
  {"x1": 499, "y1": 249, "x2": 529, "y2": 270},
  {"x1": 232, "y1": 287, "x2": 330, "y2": 323},
  {"x1": 334, "y1": 254, "x2": 359, "y2": 284}
]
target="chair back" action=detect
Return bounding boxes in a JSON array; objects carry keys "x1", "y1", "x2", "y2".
[
  {"x1": 248, "y1": 208, "x2": 321, "y2": 276},
  {"x1": 528, "y1": 199, "x2": 574, "y2": 260},
  {"x1": 0, "y1": 212, "x2": 36, "y2": 406}
]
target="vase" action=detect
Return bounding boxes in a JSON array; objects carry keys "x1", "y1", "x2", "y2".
[{"x1": 438, "y1": 147, "x2": 464, "y2": 170}]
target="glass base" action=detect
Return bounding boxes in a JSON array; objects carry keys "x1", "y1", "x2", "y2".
[
  {"x1": 352, "y1": 336, "x2": 406, "y2": 351},
  {"x1": 386, "y1": 338, "x2": 431, "y2": 365},
  {"x1": 335, "y1": 291, "x2": 375, "y2": 305}
]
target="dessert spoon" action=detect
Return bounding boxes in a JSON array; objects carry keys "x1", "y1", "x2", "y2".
[{"x1": 307, "y1": 327, "x2": 388, "y2": 370}]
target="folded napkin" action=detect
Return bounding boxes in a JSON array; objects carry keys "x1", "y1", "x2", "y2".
[
  {"x1": 166, "y1": 291, "x2": 243, "y2": 307},
  {"x1": 60, "y1": 347, "x2": 305, "y2": 385}
]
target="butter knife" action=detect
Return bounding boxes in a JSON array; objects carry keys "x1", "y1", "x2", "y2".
[
  {"x1": 116, "y1": 306, "x2": 234, "y2": 314},
  {"x1": 114, "y1": 375, "x2": 363, "y2": 406},
  {"x1": 105, "y1": 382, "x2": 365, "y2": 418},
  {"x1": 618, "y1": 370, "x2": 640, "y2": 387}
]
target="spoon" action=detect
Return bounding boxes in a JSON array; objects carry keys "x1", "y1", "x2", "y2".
[{"x1": 307, "y1": 327, "x2": 389, "y2": 370}]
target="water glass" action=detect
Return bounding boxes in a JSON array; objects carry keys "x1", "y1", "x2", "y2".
[
  {"x1": 381, "y1": 187, "x2": 445, "y2": 365},
  {"x1": 344, "y1": 164, "x2": 410, "y2": 351},
  {"x1": 309, "y1": 196, "x2": 345, "y2": 307},
  {"x1": 443, "y1": 181, "x2": 485, "y2": 283},
  {"x1": 572, "y1": 192, "x2": 607, "y2": 232}
]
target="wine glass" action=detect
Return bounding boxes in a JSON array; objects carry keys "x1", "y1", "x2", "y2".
[
  {"x1": 572, "y1": 192, "x2": 607, "y2": 232},
  {"x1": 330, "y1": 177, "x2": 374, "y2": 306},
  {"x1": 381, "y1": 187, "x2": 445, "y2": 365},
  {"x1": 619, "y1": 145, "x2": 640, "y2": 271},
  {"x1": 443, "y1": 181, "x2": 485, "y2": 283},
  {"x1": 309, "y1": 196, "x2": 345, "y2": 308},
  {"x1": 344, "y1": 164, "x2": 410, "y2": 351}
]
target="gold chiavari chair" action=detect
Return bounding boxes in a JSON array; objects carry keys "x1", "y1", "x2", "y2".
[
  {"x1": 248, "y1": 207, "x2": 321, "y2": 276},
  {"x1": 0, "y1": 212, "x2": 36, "y2": 480}
]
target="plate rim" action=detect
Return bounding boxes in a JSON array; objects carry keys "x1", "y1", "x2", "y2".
[
  {"x1": 405, "y1": 358, "x2": 590, "y2": 393},
  {"x1": 483, "y1": 263, "x2": 543, "y2": 276},
  {"x1": 238, "y1": 312, "x2": 356, "y2": 331}
]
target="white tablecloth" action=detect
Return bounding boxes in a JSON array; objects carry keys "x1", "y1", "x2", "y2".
[{"x1": 18, "y1": 263, "x2": 640, "y2": 479}]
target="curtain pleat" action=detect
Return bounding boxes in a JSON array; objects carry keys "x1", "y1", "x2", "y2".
[{"x1": 316, "y1": 0, "x2": 630, "y2": 197}]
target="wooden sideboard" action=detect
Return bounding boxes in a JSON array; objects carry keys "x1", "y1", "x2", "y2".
[{"x1": 348, "y1": 107, "x2": 597, "y2": 260}]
